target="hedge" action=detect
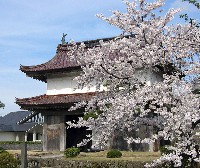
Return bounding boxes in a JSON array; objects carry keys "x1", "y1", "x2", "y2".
[
  {"x1": 27, "y1": 158, "x2": 155, "y2": 168},
  {"x1": 0, "y1": 141, "x2": 42, "y2": 145}
]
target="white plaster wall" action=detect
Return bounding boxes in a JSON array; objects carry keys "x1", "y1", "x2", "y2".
[
  {"x1": 0, "y1": 132, "x2": 16, "y2": 141},
  {"x1": 46, "y1": 70, "x2": 162, "y2": 95},
  {"x1": 47, "y1": 72, "x2": 105, "y2": 95},
  {"x1": 134, "y1": 69, "x2": 163, "y2": 86}
]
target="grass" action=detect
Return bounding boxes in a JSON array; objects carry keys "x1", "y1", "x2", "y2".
[
  {"x1": 6, "y1": 150, "x2": 160, "y2": 162},
  {"x1": 67, "y1": 151, "x2": 160, "y2": 162}
]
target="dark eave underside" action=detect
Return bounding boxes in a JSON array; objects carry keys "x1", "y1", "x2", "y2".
[{"x1": 24, "y1": 66, "x2": 81, "y2": 82}]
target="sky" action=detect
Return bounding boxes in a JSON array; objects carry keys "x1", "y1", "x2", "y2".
[{"x1": 0, "y1": 0, "x2": 199, "y2": 116}]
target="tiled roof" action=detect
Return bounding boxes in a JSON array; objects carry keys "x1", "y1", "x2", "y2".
[
  {"x1": 20, "y1": 44, "x2": 81, "y2": 82},
  {"x1": 16, "y1": 92, "x2": 96, "y2": 110},
  {"x1": 21, "y1": 45, "x2": 79, "y2": 71},
  {"x1": 0, "y1": 111, "x2": 37, "y2": 132},
  {"x1": 20, "y1": 36, "x2": 116, "y2": 82},
  {"x1": 20, "y1": 35, "x2": 178, "y2": 82},
  {"x1": 0, "y1": 111, "x2": 32, "y2": 124}
]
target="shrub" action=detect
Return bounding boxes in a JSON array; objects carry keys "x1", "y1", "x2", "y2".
[
  {"x1": 64, "y1": 147, "x2": 80, "y2": 158},
  {"x1": 107, "y1": 149, "x2": 122, "y2": 158},
  {"x1": 0, "y1": 151, "x2": 19, "y2": 168},
  {"x1": 0, "y1": 147, "x2": 5, "y2": 154},
  {"x1": 0, "y1": 141, "x2": 42, "y2": 145}
]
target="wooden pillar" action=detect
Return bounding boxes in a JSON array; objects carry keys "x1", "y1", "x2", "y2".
[
  {"x1": 43, "y1": 115, "x2": 66, "y2": 151},
  {"x1": 60, "y1": 117, "x2": 66, "y2": 151},
  {"x1": 43, "y1": 115, "x2": 48, "y2": 151}
]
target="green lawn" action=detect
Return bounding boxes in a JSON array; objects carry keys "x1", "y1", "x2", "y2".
[{"x1": 68, "y1": 151, "x2": 160, "y2": 162}]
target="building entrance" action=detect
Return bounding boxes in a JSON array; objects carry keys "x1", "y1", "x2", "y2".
[{"x1": 65, "y1": 115, "x2": 92, "y2": 151}]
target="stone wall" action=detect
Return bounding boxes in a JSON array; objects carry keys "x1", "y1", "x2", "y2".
[{"x1": 109, "y1": 125, "x2": 156, "y2": 152}]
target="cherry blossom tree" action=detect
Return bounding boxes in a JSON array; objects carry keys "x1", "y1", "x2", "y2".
[{"x1": 67, "y1": 0, "x2": 200, "y2": 167}]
